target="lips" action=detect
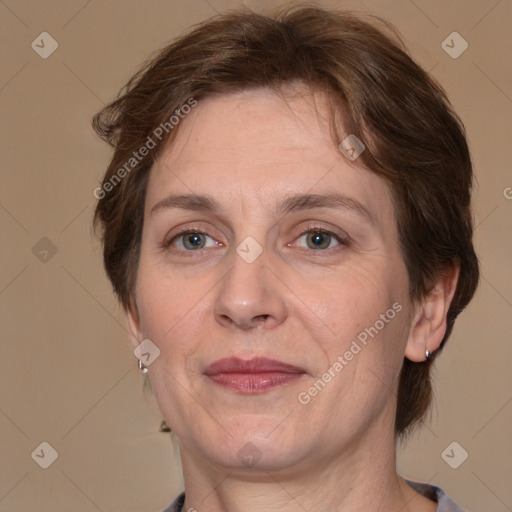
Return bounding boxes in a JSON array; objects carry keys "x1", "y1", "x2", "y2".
[
  {"x1": 204, "y1": 357, "x2": 306, "y2": 393},
  {"x1": 205, "y1": 357, "x2": 305, "y2": 375}
]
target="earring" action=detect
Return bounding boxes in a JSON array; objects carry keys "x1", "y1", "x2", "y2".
[
  {"x1": 425, "y1": 349, "x2": 431, "y2": 360},
  {"x1": 138, "y1": 359, "x2": 148, "y2": 374}
]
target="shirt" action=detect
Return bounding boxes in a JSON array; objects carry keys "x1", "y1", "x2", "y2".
[{"x1": 161, "y1": 480, "x2": 466, "y2": 511}]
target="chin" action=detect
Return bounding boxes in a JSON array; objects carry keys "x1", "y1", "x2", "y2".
[{"x1": 190, "y1": 423, "x2": 312, "y2": 473}]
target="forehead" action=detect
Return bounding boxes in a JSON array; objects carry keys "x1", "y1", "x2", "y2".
[
  {"x1": 146, "y1": 86, "x2": 394, "y2": 224},
  {"x1": 157, "y1": 87, "x2": 333, "y2": 170}
]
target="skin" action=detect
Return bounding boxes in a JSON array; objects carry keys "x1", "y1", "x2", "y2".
[{"x1": 127, "y1": 85, "x2": 459, "y2": 512}]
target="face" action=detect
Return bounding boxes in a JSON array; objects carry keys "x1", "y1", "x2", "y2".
[{"x1": 128, "y1": 86, "x2": 415, "y2": 475}]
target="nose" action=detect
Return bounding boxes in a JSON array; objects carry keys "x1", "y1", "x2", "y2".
[{"x1": 213, "y1": 245, "x2": 288, "y2": 331}]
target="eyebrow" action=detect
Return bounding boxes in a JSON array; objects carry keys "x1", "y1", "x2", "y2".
[{"x1": 150, "y1": 192, "x2": 375, "y2": 224}]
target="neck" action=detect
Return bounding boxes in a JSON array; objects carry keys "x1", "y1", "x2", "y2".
[{"x1": 177, "y1": 418, "x2": 434, "y2": 512}]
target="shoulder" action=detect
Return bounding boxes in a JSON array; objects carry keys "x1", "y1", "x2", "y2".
[
  {"x1": 164, "y1": 485, "x2": 467, "y2": 512},
  {"x1": 406, "y1": 480, "x2": 468, "y2": 512},
  {"x1": 161, "y1": 491, "x2": 185, "y2": 512}
]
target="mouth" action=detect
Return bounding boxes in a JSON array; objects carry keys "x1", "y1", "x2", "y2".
[{"x1": 204, "y1": 357, "x2": 306, "y2": 393}]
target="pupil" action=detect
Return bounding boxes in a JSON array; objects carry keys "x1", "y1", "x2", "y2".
[
  {"x1": 186, "y1": 233, "x2": 204, "y2": 249},
  {"x1": 309, "y1": 232, "x2": 329, "y2": 249}
]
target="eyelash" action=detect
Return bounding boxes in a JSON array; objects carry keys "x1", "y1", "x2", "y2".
[
  {"x1": 293, "y1": 224, "x2": 350, "y2": 251},
  {"x1": 162, "y1": 224, "x2": 350, "y2": 254}
]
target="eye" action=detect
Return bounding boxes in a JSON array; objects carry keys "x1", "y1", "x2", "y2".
[
  {"x1": 295, "y1": 227, "x2": 346, "y2": 250},
  {"x1": 164, "y1": 226, "x2": 348, "y2": 253},
  {"x1": 167, "y1": 229, "x2": 220, "y2": 251}
]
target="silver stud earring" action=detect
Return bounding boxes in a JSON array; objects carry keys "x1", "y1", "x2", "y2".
[
  {"x1": 138, "y1": 359, "x2": 148, "y2": 374},
  {"x1": 425, "y1": 349, "x2": 431, "y2": 360}
]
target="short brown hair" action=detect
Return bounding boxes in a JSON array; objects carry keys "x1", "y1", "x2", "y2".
[{"x1": 92, "y1": 5, "x2": 479, "y2": 437}]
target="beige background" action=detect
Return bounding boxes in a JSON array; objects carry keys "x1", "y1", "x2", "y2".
[{"x1": 1, "y1": 0, "x2": 511, "y2": 511}]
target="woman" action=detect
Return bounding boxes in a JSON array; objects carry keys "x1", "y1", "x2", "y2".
[{"x1": 92, "y1": 6, "x2": 479, "y2": 512}]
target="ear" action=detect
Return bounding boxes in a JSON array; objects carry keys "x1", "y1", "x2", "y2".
[
  {"x1": 405, "y1": 261, "x2": 460, "y2": 362},
  {"x1": 126, "y1": 299, "x2": 144, "y2": 352}
]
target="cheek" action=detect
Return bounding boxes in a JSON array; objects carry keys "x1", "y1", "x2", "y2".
[
  {"x1": 305, "y1": 262, "x2": 404, "y2": 340},
  {"x1": 134, "y1": 271, "x2": 191, "y2": 380},
  {"x1": 134, "y1": 258, "x2": 225, "y2": 391},
  {"x1": 304, "y1": 263, "x2": 410, "y2": 389},
  {"x1": 135, "y1": 255, "x2": 203, "y2": 336}
]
